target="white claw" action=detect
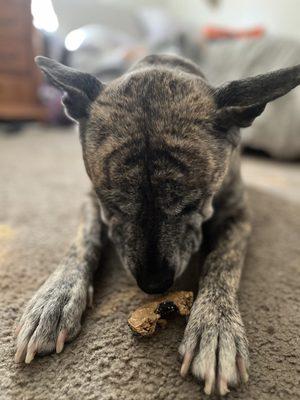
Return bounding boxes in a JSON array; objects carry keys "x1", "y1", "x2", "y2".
[
  {"x1": 14, "y1": 343, "x2": 27, "y2": 363},
  {"x1": 56, "y1": 329, "x2": 68, "y2": 354},
  {"x1": 25, "y1": 346, "x2": 36, "y2": 364},
  {"x1": 218, "y1": 377, "x2": 230, "y2": 396},
  {"x1": 14, "y1": 324, "x2": 22, "y2": 337},
  {"x1": 204, "y1": 372, "x2": 215, "y2": 395},
  {"x1": 237, "y1": 356, "x2": 249, "y2": 383},
  {"x1": 180, "y1": 351, "x2": 193, "y2": 378}
]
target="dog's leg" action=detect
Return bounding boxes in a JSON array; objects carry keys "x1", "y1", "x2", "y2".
[
  {"x1": 15, "y1": 191, "x2": 105, "y2": 363},
  {"x1": 179, "y1": 198, "x2": 251, "y2": 395}
]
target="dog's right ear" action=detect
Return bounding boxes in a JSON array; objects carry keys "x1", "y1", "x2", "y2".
[
  {"x1": 35, "y1": 56, "x2": 104, "y2": 121},
  {"x1": 214, "y1": 64, "x2": 300, "y2": 129}
]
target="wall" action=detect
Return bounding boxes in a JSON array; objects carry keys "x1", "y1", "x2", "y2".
[
  {"x1": 165, "y1": 0, "x2": 300, "y2": 40},
  {"x1": 51, "y1": 0, "x2": 300, "y2": 40}
]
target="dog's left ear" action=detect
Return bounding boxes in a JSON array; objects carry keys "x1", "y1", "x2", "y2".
[
  {"x1": 35, "y1": 56, "x2": 103, "y2": 120},
  {"x1": 214, "y1": 64, "x2": 300, "y2": 129}
]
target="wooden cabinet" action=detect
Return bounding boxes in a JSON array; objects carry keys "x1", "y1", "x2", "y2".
[{"x1": 0, "y1": 0, "x2": 46, "y2": 120}]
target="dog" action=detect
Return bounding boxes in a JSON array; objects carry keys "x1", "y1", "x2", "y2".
[{"x1": 14, "y1": 54, "x2": 300, "y2": 395}]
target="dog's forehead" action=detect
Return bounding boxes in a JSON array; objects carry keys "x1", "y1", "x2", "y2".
[
  {"x1": 84, "y1": 68, "x2": 225, "y2": 192},
  {"x1": 104, "y1": 68, "x2": 215, "y2": 112},
  {"x1": 88, "y1": 68, "x2": 217, "y2": 148}
]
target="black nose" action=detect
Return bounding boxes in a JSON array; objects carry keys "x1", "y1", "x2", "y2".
[{"x1": 136, "y1": 264, "x2": 174, "y2": 294}]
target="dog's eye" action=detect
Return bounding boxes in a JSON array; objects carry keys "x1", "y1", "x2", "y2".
[{"x1": 180, "y1": 201, "x2": 199, "y2": 216}]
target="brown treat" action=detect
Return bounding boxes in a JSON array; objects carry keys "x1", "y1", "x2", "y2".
[{"x1": 128, "y1": 291, "x2": 193, "y2": 336}]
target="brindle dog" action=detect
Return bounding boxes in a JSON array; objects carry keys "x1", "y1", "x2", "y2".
[{"x1": 15, "y1": 54, "x2": 300, "y2": 395}]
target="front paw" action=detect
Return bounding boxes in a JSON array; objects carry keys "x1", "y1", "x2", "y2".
[
  {"x1": 15, "y1": 270, "x2": 91, "y2": 363},
  {"x1": 179, "y1": 291, "x2": 249, "y2": 396}
]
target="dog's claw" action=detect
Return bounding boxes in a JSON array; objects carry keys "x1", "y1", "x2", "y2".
[
  {"x1": 56, "y1": 329, "x2": 68, "y2": 353},
  {"x1": 180, "y1": 351, "x2": 193, "y2": 377},
  {"x1": 237, "y1": 355, "x2": 249, "y2": 383},
  {"x1": 218, "y1": 376, "x2": 230, "y2": 396},
  {"x1": 14, "y1": 343, "x2": 27, "y2": 363},
  {"x1": 204, "y1": 372, "x2": 215, "y2": 395},
  {"x1": 25, "y1": 344, "x2": 37, "y2": 364},
  {"x1": 14, "y1": 324, "x2": 22, "y2": 337}
]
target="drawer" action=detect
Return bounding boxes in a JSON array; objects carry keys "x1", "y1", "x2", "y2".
[
  {"x1": 0, "y1": 75, "x2": 37, "y2": 103},
  {"x1": 0, "y1": 43, "x2": 31, "y2": 72},
  {"x1": 0, "y1": 19, "x2": 28, "y2": 38},
  {"x1": 0, "y1": 0, "x2": 29, "y2": 20}
]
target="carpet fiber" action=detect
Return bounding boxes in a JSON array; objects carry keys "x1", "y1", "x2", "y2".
[{"x1": 0, "y1": 129, "x2": 299, "y2": 400}]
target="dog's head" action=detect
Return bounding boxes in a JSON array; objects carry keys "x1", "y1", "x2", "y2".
[{"x1": 36, "y1": 55, "x2": 300, "y2": 293}]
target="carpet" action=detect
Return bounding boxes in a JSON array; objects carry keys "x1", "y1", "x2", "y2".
[{"x1": 0, "y1": 128, "x2": 299, "y2": 400}]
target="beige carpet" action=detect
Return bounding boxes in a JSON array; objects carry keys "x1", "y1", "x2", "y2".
[{"x1": 0, "y1": 128, "x2": 299, "y2": 400}]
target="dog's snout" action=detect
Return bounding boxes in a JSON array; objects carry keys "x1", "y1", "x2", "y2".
[
  {"x1": 136, "y1": 260, "x2": 174, "y2": 294},
  {"x1": 138, "y1": 275, "x2": 174, "y2": 294}
]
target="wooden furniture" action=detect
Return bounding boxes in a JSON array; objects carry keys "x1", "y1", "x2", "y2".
[{"x1": 0, "y1": 0, "x2": 46, "y2": 120}]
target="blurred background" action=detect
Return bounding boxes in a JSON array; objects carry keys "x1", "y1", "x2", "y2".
[{"x1": 0, "y1": 0, "x2": 300, "y2": 201}]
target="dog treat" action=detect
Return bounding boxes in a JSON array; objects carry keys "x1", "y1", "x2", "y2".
[{"x1": 128, "y1": 291, "x2": 193, "y2": 336}]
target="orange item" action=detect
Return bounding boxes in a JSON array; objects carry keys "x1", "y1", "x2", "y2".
[{"x1": 202, "y1": 26, "x2": 265, "y2": 40}]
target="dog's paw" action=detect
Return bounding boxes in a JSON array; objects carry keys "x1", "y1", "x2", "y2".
[
  {"x1": 14, "y1": 271, "x2": 92, "y2": 363},
  {"x1": 179, "y1": 291, "x2": 249, "y2": 396}
]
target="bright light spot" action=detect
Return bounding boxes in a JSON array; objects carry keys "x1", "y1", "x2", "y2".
[
  {"x1": 65, "y1": 29, "x2": 87, "y2": 51},
  {"x1": 31, "y1": 0, "x2": 59, "y2": 33}
]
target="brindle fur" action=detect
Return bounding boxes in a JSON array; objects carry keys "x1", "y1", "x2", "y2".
[{"x1": 15, "y1": 54, "x2": 300, "y2": 395}]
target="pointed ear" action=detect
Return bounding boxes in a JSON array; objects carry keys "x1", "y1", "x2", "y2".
[
  {"x1": 35, "y1": 56, "x2": 103, "y2": 120},
  {"x1": 214, "y1": 64, "x2": 300, "y2": 129}
]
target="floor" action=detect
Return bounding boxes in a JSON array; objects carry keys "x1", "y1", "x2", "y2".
[{"x1": 242, "y1": 155, "x2": 300, "y2": 204}]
